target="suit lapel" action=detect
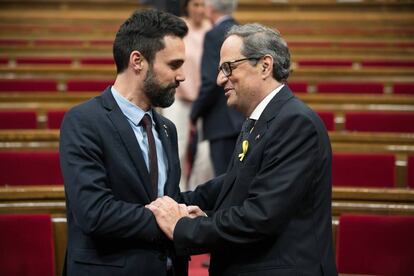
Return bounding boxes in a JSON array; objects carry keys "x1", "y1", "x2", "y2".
[
  {"x1": 101, "y1": 88, "x2": 153, "y2": 200},
  {"x1": 214, "y1": 86, "x2": 295, "y2": 209},
  {"x1": 213, "y1": 130, "x2": 243, "y2": 209}
]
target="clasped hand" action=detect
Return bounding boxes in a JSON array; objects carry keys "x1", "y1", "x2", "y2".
[{"x1": 146, "y1": 196, "x2": 206, "y2": 239}]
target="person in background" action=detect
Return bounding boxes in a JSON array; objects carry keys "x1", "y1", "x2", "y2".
[
  {"x1": 163, "y1": 0, "x2": 214, "y2": 191},
  {"x1": 139, "y1": 0, "x2": 182, "y2": 16},
  {"x1": 60, "y1": 10, "x2": 191, "y2": 275},
  {"x1": 190, "y1": 0, "x2": 244, "y2": 177},
  {"x1": 147, "y1": 23, "x2": 338, "y2": 276}
]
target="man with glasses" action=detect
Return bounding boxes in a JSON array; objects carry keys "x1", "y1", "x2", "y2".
[{"x1": 148, "y1": 23, "x2": 337, "y2": 276}]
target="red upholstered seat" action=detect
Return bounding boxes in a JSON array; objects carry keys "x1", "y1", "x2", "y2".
[
  {"x1": 332, "y1": 153, "x2": 395, "y2": 187},
  {"x1": 0, "y1": 151, "x2": 63, "y2": 185},
  {"x1": 287, "y1": 81, "x2": 308, "y2": 93},
  {"x1": 16, "y1": 56, "x2": 72, "y2": 65},
  {"x1": 0, "y1": 110, "x2": 37, "y2": 129},
  {"x1": 80, "y1": 57, "x2": 115, "y2": 65},
  {"x1": 362, "y1": 60, "x2": 414, "y2": 68},
  {"x1": 336, "y1": 214, "x2": 414, "y2": 276},
  {"x1": 393, "y1": 83, "x2": 414, "y2": 95},
  {"x1": 89, "y1": 39, "x2": 114, "y2": 46},
  {"x1": 317, "y1": 111, "x2": 335, "y2": 131},
  {"x1": 0, "y1": 79, "x2": 57, "y2": 92},
  {"x1": 0, "y1": 57, "x2": 8, "y2": 64},
  {"x1": 33, "y1": 39, "x2": 83, "y2": 46},
  {"x1": 338, "y1": 41, "x2": 389, "y2": 48},
  {"x1": 66, "y1": 79, "x2": 113, "y2": 92},
  {"x1": 0, "y1": 39, "x2": 29, "y2": 46},
  {"x1": 297, "y1": 59, "x2": 353, "y2": 67},
  {"x1": 408, "y1": 155, "x2": 414, "y2": 189},
  {"x1": 0, "y1": 214, "x2": 55, "y2": 276},
  {"x1": 316, "y1": 82, "x2": 384, "y2": 94},
  {"x1": 47, "y1": 110, "x2": 66, "y2": 129},
  {"x1": 395, "y1": 42, "x2": 414, "y2": 48},
  {"x1": 344, "y1": 112, "x2": 414, "y2": 133},
  {"x1": 287, "y1": 41, "x2": 333, "y2": 48}
]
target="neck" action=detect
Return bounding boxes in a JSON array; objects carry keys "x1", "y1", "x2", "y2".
[
  {"x1": 113, "y1": 73, "x2": 151, "y2": 111},
  {"x1": 186, "y1": 17, "x2": 203, "y2": 28},
  {"x1": 245, "y1": 80, "x2": 282, "y2": 117}
]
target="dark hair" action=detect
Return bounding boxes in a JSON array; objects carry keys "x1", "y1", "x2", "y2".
[
  {"x1": 181, "y1": 0, "x2": 191, "y2": 17},
  {"x1": 113, "y1": 9, "x2": 188, "y2": 74},
  {"x1": 226, "y1": 23, "x2": 291, "y2": 82}
]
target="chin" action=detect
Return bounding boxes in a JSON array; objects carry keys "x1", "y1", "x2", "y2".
[{"x1": 226, "y1": 98, "x2": 237, "y2": 108}]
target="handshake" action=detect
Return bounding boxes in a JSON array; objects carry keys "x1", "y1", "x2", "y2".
[{"x1": 146, "y1": 196, "x2": 206, "y2": 240}]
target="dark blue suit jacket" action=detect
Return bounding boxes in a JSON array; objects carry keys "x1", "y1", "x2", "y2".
[
  {"x1": 60, "y1": 87, "x2": 187, "y2": 275},
  {"x1": 190, "y1": 17, "x2": 244, "y2": 141},
  {"x1": 178, "y1": 86, "x2": 338, "y2": 276}
]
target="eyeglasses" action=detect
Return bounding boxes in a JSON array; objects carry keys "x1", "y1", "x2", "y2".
[{"x1": 218, "y1": 57, "x2": 261, "y2": 77}]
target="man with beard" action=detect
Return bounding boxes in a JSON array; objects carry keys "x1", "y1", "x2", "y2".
[{"x1": 59, "y1": 10, "x2": 192, "y2": 276}]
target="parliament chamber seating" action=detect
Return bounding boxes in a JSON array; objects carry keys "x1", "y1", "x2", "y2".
[
  {"x1": 0, "y1": 213, "x2": 55, "y2": 276},
  {"x1": 394, "y1": 83, "x2": 414, "y2": 95},
  {"x1": 408, "y1": 155, "x2": 414, "y2": 189},
  {"x1": 46, "y1": 110, "x2": 66, "y2": 129},
  {"x1": 15, "y1": 56, "x2": 72, "y2": 65},
  {"x1": 336, "y1": 214, "x2": 414, "y2": 276},
  {"x1": 0, "y1": 79, "x2": 58, "y2": 92},
  {"x1": 332, "y1": 153, "x2": 395, "y2": 188},
  {"x1": 0, "y1": 0, "x2": 413, "y2": 275},
  {"x1": 287, "y1": 81, "x2": 308, "y2": 93},
  {"x1": 65, "y1": 79, "x2": 113, "y2": 92},
  {"x1": 316, "y1": 81, "x2": 384, "y2": 94},
  {"x1": 0, "y1": 110, "x2": 37, "y2": 129},
  {"x1": 344, "y1": 112, "x2": 414, "y2": 133},
  {"x1": 317, "y1": 111, "x2": 335, "y2": 131},
  {"x1": 0, "y1": 151, "x2": 63, "y2": 186}
]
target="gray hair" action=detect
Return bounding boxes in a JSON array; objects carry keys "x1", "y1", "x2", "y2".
[
  {"x1": 206, "y1": 0, "x2": 237, "y2": 15},
  {"x1": 226, "y1": 23, "x2": 291, "y2": 82}
]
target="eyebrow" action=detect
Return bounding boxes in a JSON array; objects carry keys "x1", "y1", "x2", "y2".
[{"x1": 169, "y1": 59, "x2": 184, "y2": 68}]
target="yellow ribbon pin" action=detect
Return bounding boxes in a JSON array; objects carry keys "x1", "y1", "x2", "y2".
[{"x1": 238, "y1": 140, "x2": 249, "y2": 161}]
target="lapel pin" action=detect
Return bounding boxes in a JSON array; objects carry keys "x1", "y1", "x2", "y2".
[
  {"x1": 238, "y1": 140, "x2": 249, "y2": 161},
  {"x1": 163, "y1": 124, "x2": 169, "y2": 137}
]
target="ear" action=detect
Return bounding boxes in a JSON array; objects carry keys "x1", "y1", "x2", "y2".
[
  {"x1": 261, "y1": 55, "x2": 273, "y2": 79},
  {"x1": 130, "y1": 50, "x2": 145, "y2": 72}
]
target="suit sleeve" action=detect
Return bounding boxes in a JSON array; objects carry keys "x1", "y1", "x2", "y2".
[
  {"x1": 173, "y1": 112, "x2": 321, "y2": 255},
  {"x1": 190, "y1": 31, "x2": 222, "y2": 123},
  {"x1": 179, "y1": 174, "x2": 225, "y2": 211},
  {"x1": 60, "y1": 107, "x2": 165, "y2": 242}
]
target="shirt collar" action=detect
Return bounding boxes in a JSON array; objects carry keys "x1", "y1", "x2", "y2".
[
  {"x1": 111, "y1": 86, "x2": 154, "y2": 126},
  {"x1": 250, "y1": 84, "x2": 284, "y2": 121}
]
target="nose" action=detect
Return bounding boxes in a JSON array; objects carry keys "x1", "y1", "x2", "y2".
[
  {"x1": 176, "y1": 67, "x2": 185, "y2": 83},
  {"x1": 216, "y1": 70, "x2": 227, "y2": 87}
]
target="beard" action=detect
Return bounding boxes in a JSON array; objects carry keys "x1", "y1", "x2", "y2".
[{"x1": 143, "y1": 67, "x2": 178, "y2": 108}]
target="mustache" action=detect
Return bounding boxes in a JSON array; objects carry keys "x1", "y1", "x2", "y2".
[{"x1": 167, "y1": 81, "x2": 180, "y2": 90}]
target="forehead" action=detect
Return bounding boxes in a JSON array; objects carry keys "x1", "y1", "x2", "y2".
[
  {"x1": 154, "y1": 35, "x2": 185, "y2": 63},
  {"x1": 190, "y1": 0, "x2": 204, "y2": 5},
  {"x1": 220, "y1": 35, "x2": 243, "y2": 62}
]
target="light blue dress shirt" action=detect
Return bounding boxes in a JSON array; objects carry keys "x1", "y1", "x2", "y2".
[{"x1": 111, "y1": 87, "x2": 168, "y2": 197}]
